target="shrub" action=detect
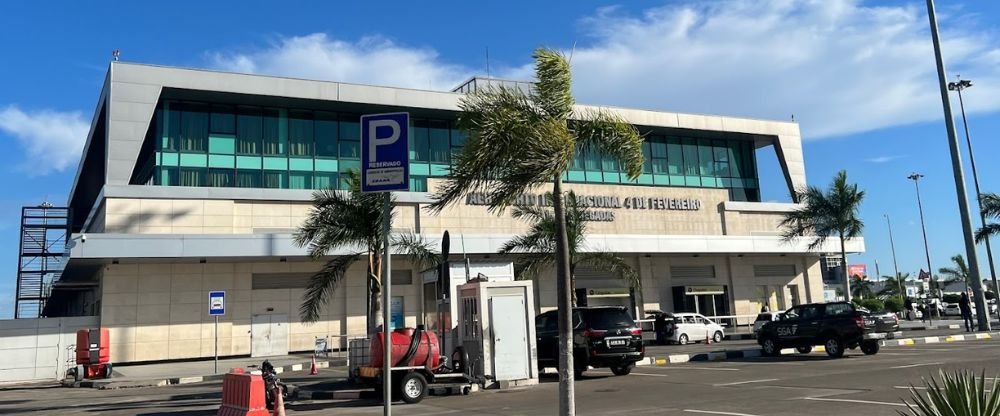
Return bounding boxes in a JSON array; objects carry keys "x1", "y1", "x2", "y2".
[
  {"x1": 884, "y1": 296, "x2": 904, "y2": 313},
  {"x1": 900, "y1": 370, "x2": 1000, "y2": 416},
  {"x1": 856, "y1": 298, "x2": 884, "y2": 312}
]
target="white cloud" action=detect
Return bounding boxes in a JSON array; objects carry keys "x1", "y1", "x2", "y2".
[
  {"x1": 210, "y1": 33, "x2": 472, "y2": 91},
  {"x1": 567, "y1": 0, "x2": 1000, "y2": 138},
  {"x1": 865, "y1": 154, "x2": 907, "y2": 163},
  {"x1": 0, "y1": 106, "x2": 89, "y2": 175},
  {"x1": 204, "y1": 1, "x2": 1000, "y2": 139}
]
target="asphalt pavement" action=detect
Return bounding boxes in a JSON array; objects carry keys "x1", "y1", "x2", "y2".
[{"x1": 1, "y1": 331, "x2": 997, "y2": 415}]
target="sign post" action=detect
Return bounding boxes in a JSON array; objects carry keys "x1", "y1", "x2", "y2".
[
  {"x1": 208, "y1": 291, "x2": 225, "y2": 374},
  {"x1": 361, "y1": 112, "x2": 409, "y2": 416}
]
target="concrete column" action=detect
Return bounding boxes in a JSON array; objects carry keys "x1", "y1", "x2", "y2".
[{"x1": 638, "y1": 256, "x2": 659, "y2": 314}]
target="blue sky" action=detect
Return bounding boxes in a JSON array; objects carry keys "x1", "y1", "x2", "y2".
[{"x1": 1, "y1": 1, "x2": 1000, "y2": 317}]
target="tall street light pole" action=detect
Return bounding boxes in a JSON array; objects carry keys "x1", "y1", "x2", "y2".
[
  {"x1": 885, "y1": 214, "x2": 903, "y2": 297},
  {"x1": 948, "y1": 77, "x2": 1000, "y2": 319},
  {"x1": 907, "y1": 173, "x2": 935, "y2": 304},
  {"x1": 924, "y1": 0, "x2": 990, "y2": 331}
]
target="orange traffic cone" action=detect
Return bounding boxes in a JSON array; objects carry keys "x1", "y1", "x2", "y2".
[{"x1": 310, "y1": 356, "x2": 318, "y2": 375}]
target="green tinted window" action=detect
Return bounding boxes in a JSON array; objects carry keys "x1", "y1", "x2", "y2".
[
  {"x1": 237, "y1": 107, "x2": 262, "y2": 154},
  {"x1": 288, "y1": 110, "x2": 313, "y2": 157},
  {"x1": 315, "y1": 111, "x2": 338, "y2": 157}
]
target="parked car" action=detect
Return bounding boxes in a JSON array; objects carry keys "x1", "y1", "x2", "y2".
[
  {"x1": 753, "y1": 312, "x2": 783, "y2": 336},
  {"x1": 943, "y1": 303, "x2": 962, "y2": 316},
  {"x1": 664, "y1": 313, "x2": 725, "y2": 345},
  {"x1": 757, "y1": 301, "x2": 887, "y2": 358},
  {"x1": 856, "y1": 307, "x2": 902, "y2": 338},
  {"x1": 535, "y1": 306, "x2": 644, "y2": 377}
]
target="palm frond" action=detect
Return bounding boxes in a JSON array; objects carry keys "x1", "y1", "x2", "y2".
[
  {"x1": 513, "y1": 253, "x2": 556, "y2": 281},
  {"x1": 571, "y1": 109, "x2": 645, "y2": 178},
  {"x1": 531, "y1": 48, "x2": 574, "y2": 120},
  {"x1": 577, "y1": 251, "x2": 640, "y2": 289},
  {"x1": 300, "y1": 254, "x2": 360, "y2": 322},
  {"x1": 981, "y1": 193, "x2": 1000, "y2": 219},
  {"x1": 977, "y1": 223, "x2": 1000, "y2": 244},
  {"x1": 428, "y1": 87, "x2": 572, "y2": 213},
  {"x1": 779, "y1": 170, "x2": 865, "y2": 251},
  {"x1": 392, "y1": 232, "x2": 440, "y2": 271}
]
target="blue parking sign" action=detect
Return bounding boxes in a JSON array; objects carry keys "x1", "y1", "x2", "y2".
[
  {"x1": 361, "y1": 113, "x2": 410, "y2": 193},
  {"x1": 209, "y1": 291, "x2": 225, "y2": 316}
]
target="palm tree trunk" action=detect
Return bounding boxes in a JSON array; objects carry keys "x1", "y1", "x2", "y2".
[
  {"x1": 551, "y1": 176, "x2": 575, "y2": 416},
  {"x1": 368, "y1": 254, "x2": 384, "y2": 334},
  {"x1": 841, "y1": 234, "x2": 852, "y2": 303},
  {"x1": 570, "y1": 264, "x2": 577, "y2": 307}
]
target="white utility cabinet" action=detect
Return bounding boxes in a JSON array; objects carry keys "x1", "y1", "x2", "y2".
[{"x1": 457, "y1": 279, "x2": 538, "y2": 389}]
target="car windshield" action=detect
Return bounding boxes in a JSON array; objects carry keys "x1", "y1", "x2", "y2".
[
  {"x1": 755, "y1": 314, "x2": 772, "y2": 322},
  {"x1": 581, "y1": 308, "x2": 635, "y2": 329}
]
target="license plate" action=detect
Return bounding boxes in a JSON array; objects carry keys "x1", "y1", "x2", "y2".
[{"x1": 608, "y1": 339, "x2": 627, "y2": 347}]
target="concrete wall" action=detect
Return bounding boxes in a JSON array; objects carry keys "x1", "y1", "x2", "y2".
[
  {"x1": 0, "y1": 316, "x2": 99, "y2": 384},
  {"x1": 99, "y1": 260, "x2": 423, "y2": 363},
  {"x1": 96, "y1": 180, "x2": 785, "y2": 238}
]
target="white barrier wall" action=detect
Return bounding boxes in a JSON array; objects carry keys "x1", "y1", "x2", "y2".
[{"x1": 0, "y1": 316, "x2": 99, "y2": 384}]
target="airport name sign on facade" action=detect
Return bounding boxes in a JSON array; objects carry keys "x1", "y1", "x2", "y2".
[{"x1": 464, "y1": 193, "x2": 702, "y2": 222}]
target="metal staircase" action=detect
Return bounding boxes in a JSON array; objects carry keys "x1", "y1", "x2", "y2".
[{"x1": 15, "y1": 204, "x2": 70, "y2": 319}]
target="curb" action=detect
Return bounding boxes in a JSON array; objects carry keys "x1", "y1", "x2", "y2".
[
  {"x1": 882, "y1": 332, "x2": 993, "y2": 346},
  {"x1": 638, "y1": 331, "x2": 998, "y2": 367},
  {"x1": 67, "y1": 358, "x2": 346, "y2": 389}
]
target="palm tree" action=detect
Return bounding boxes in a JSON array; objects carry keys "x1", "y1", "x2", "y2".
[
  {"x1": 939, "y1": 254, "x2": 971, "y2": 292},
  {"x1": 779, "y1": 170, "x2": 865, "y2": 302},
  {"x1": 500, "y1": 192, "x2": 639, "y2": 305},
  {"x1": 851, "y1": 276, "x2": 875, "y2": 300},
  {"x1": 878, "y1": 272, "x2": 910, "y2": 298},
  {"x1": 294, "y1": 170, "x2": 438, "y2": 332},
  {"x1": 975, "y1": 193, "x2": 1000, "y2": 243},
  {"x1": 428, "y1": 48, "x2": 644, "y2": 416}
]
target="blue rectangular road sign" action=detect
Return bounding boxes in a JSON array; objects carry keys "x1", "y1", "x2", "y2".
[
  {"x1": 360, "y1": 112, "x2": 410, "y2": 193},
  {"x1": 209, "y1": 291, "x2": 225, "y2": 316}
]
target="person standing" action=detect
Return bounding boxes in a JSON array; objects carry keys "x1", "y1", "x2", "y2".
[
  {"x1": 959, "y1": 292, "x2": 974, "y2": 332},
  {"x1": 904, "y1": 298, "x2": 914, "y2": 321}
]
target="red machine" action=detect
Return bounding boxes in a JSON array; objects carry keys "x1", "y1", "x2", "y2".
[
  {"x1": 73, "y1": 328, "x2": 112, "y2": 380},
  {"x1": 369, "y1": 327, "x2": 440, "y2": 369},
  {"x1": 358, "y1": 326, "x2": 477, "y2": 404}
]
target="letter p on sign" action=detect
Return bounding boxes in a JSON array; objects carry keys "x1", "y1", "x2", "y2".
[{"x1": 360, "y1": 113, "x2": 410, "y2": 193}]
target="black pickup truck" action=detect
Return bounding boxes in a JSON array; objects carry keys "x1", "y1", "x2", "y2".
[{"x1": 757, "y1": 302, "x2": 887, "y2": 358}]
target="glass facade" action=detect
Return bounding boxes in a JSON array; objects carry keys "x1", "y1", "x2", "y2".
[{"x1": 137, "y1": 100, "x2": 760, "y2": 201}]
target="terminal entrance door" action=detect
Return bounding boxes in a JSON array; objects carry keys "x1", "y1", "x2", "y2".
[
  {"x1": 671, "y1": 286, "x2": 729, "y2": 317},
  {"x1": 251, "y1": 314, "x2": 289, "y2": 357}
]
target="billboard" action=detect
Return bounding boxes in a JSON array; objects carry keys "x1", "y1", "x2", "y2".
[{"x1": 848, "y1": 264, "x2": 867, "y2": 279}]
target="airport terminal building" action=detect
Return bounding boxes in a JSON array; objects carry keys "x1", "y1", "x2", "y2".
[{"x1": 42, "y1": 62, "x2": 863, "y2": 363}]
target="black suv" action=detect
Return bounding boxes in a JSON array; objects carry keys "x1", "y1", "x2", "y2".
[
  {"x1": 757, "y1": 302, "x2": 885, "y2": 358},
  {"x1": 535, "y1": 307, "x2": 644, "y2": 377}
]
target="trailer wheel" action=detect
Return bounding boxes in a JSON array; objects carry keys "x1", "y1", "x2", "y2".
[{"x1": 399, "y1": 372, "x2": 427, "y2": 404}]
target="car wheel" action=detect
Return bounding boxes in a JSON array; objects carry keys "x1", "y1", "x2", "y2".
[
  {"x1": 860, "y1": 340, "x2": 880, "y2": 355},
  {"x1": 824, "y1": 336, "x2": 845, "y2": 358},
  {"x1": 611, "y1": 364, "x2": 634, "y2": 376},
  {"x1": 713, "y1": 331, "x2": 724, "y2": 343},
  {"x1": 761, "y1": 338, "x2": 779, "y2": 356},
  {"x1": 678, "y1": 334, "x2": 689, "y2": 345},
  {"x1": 796, "y1": 346, "x2": 812, "y2": 354},
  {"x1": 399, "y1": 372, "x2": 427, "y2": 404}
]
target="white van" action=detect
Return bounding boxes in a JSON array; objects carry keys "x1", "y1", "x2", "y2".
[{"x1": 667, "y1": 313, "x2": 725, "y2": 345}]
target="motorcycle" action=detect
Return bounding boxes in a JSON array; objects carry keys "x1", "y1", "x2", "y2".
[{"x1": 260, "y1": 360, "x2": 289, "y2": 410}]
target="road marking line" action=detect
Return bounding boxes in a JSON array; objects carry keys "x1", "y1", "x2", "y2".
[
  {"x1": 683, "y1": 409, "x2": 762, "y2": 416},
  {"x1": 714, "y1": 378, "x2": 779, "y2": 386},
  {"x1": 880, "y1": 352, "x2": 920, "y2": 356},
  {"x1": 661, "y1": 366, "x2": 741, "y2": 371},
  {"x1": 890, "y1": 362, "x2": 944, "y2": 369},
  {"x1": 802, "y1": 397, "x2": 907, "y2": 407}
]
